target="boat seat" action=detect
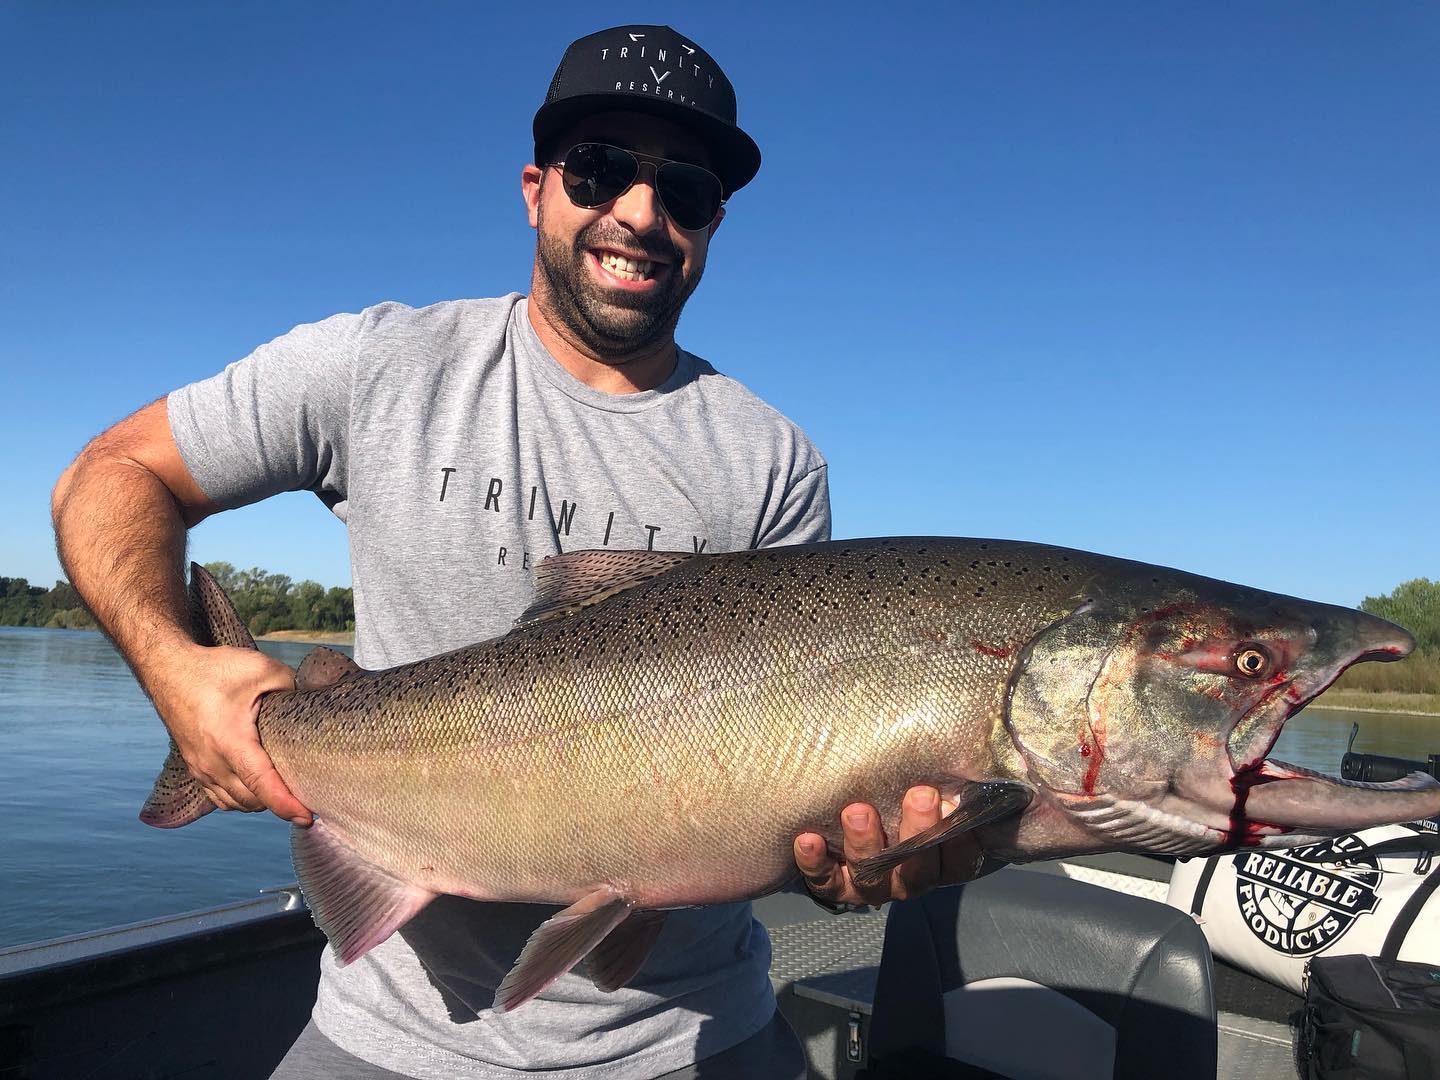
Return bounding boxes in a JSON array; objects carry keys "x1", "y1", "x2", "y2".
[{"x1": 864, "y1": 868, "x2": 1217, "y2": 1080}]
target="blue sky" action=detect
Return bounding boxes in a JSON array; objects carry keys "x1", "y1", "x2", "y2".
[{"x1": 3, "y1": 2, "x2": 1435, "y2": 608}]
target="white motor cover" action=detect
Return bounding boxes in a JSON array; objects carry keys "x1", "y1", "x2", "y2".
[{"x1": 1166, "y1": 821, "x2": 1440, "y2": 994}]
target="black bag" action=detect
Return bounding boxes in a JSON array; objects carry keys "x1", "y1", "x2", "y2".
[{"x1": 1301, "y1": 954, "x2": 1440, "y2": 1079}]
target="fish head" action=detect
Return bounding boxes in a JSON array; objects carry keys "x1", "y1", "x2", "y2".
[{"x1": 1001, "y1": 571, "x2": 1436, "y2": 856}]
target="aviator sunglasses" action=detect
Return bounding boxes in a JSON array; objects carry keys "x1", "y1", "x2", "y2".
[{"x1": 547, "y1": 143, "x2": 725, "y2": 232}]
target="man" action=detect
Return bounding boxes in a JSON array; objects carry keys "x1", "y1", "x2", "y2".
[{"x1": 52, "y1": 25, "x2": 980, "y2": 1078}]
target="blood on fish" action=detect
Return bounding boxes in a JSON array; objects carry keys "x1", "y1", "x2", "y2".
[
  {"x1": 1221, "y1": 769, "x2": 1293, "y2": 849},
  {"x1": 1077, "y1": 727, "x2": 1104, "y2": 795},
  {"x1": 970, "y1": 640, "x2": 1011, "y2": 659}
]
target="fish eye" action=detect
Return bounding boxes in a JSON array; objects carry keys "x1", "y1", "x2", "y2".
[{"x1": 1233, "y1": 644, "x2": 1271, "y2": 679}]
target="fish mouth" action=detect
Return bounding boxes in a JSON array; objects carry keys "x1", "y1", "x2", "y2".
[
  {"x1": 1221, "y1": 621, "x2": 1436, "y2": 836},
  {"x1": 1227, "y1": 620, "x2": 1415, "y2": 777}
]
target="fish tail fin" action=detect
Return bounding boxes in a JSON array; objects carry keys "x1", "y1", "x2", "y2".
[
  {"x1": 138, "y1": 562, "x2": 250, "y2": 829},
  {"x1": 188, "y1": 561, "x2": 257, "y2": 650},
  {"x1": 140, "y1": 738, "x2": 217, "y2": 828}
]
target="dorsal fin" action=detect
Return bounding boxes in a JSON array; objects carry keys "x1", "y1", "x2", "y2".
[
  {"x1": 516, "y1": 549, "x2": 699, "y2": 627},
  {"x1": 296, "y1": 646, "x2": 364, "y2": 690}
]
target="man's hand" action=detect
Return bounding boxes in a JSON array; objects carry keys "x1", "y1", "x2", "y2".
[
  {"x1": 793, "y1": 786, "x2": 985, "y2": 907},
  {"x1": 148, "y1": 643, "x2": 312, "y2": 825}
]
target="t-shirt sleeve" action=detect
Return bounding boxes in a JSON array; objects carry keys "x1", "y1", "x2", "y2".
[
  {"x1": 167, "y1": 311, "x2": 362, "y2": 516},
  {"x1": 757, "y1": 462, "x2": 832, "y2": 548}
]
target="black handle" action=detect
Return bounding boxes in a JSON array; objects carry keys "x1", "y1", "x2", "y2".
[{"x1": 1340, "y1": 751, "x2": 1440, "y2": 783}]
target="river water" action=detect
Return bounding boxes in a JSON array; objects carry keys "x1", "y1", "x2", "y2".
[{"x1": 1, "y1": 626, "x2": 1436, "y2": 950}]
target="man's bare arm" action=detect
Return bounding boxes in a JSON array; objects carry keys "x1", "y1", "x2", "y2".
[{"x1": 51, "y1": 398, "x2": 311, "y2": 824}]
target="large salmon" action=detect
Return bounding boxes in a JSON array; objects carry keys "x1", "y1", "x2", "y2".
[{"x1": 140, "y1": 538, "x2": 1439, "y2": 1009}]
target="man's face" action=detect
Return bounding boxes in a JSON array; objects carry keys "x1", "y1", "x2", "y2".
[{"x1": 522, "y1": 111, "x2": 724, "y2": 361}]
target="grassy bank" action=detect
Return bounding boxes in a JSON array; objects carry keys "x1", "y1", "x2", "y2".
[
  {"x1": 258, "y1": 629, "x2": 355, "y2": 646},
  {"x1": 1314, "y1": 688, "x2": 1440, "y2": 716},
  {"x1": 1319, "y1": 648, "x2": 1440, "y2": 715}
]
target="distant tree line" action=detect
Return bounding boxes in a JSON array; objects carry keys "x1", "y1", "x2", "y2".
[
  {"x1": 0, "y1": 577, "x2": 95, "y2": 629},
  {"x1": 1, "y1": 563, "x2": 354, "y2": 638},
  {"x1": 196, "y1": 563, "x2": 354, "y2": 637}
]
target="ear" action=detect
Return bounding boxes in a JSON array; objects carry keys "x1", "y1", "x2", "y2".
[
  {"x1": 707, "y1": 205, "x2": 725, "y2": 240},
  {"x1": 522, "y1": 164, "x2": 544, "y2": 229}
]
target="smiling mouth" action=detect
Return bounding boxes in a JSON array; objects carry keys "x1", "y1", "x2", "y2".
[{"x1": 591, "y1": 249, "x2": 664, "y2": 283}]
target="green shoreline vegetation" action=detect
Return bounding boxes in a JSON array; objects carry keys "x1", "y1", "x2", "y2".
[
  {"x1": 3, "y1": 568, "x2": 1436, "y2": 711},
  {"x1": 1, "y1": 562, "x2": 354, "y2": 641}
]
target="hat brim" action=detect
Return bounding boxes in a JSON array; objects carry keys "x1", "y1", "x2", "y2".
[{"x1": 533, "y1": 94, "x2": 761, "y2": 198}]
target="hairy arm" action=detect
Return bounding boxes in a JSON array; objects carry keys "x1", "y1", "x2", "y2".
[{"x1": 51, "y1": 398, "x2": 310, "y2": 823}]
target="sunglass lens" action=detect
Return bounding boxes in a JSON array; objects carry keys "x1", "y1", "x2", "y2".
[
  {"x1": 657, "y1": 163, "x2": 723, "y2": 231},
  {"x1": 562, "y1": 144, "x2": 637, "y2": 207}
]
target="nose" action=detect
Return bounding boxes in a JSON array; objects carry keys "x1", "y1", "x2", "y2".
[{"x1": 610, "y1": 162, "x2": 666, "y2": 235}]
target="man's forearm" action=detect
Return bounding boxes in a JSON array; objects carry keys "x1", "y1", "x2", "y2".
[{"x1": 52, "y1": 433, "x2": 196, "y2": 694}]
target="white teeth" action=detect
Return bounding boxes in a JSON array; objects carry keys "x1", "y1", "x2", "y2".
[{"x1": 598, "y1": 252, "x2": 654, "y2": 281}]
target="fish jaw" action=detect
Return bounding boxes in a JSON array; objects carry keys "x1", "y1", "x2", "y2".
[{"x1": 1229, "y1": 759, "x2": 1440, "y2": 835}]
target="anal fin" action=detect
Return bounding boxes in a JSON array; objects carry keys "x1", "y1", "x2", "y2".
[
  {"x1": 495, "y1": 887, "x2": 633, "y2": 1011},
  {"x1": 587, "y1": 910, "x2": 667, "y2": 992},
  {"x1": 291, "y1": 818, "x2": 437, "y2": 964},
  {"x1": 850, "y1": 780, "x2": 1032, "y2": 888}
]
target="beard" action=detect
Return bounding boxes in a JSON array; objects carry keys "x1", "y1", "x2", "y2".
[{"x1": 534, "y1": 205, "x2": 705, "y2": 361}]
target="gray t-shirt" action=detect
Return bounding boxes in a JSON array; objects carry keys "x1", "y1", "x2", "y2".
[{"x1": 168, "y1": 294, "x2": 831, "y2": 1079}]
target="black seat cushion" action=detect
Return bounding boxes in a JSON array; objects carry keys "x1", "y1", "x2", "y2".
[{"x1": 868, "y1": 869, "x2": 1217, "y2": 1080}]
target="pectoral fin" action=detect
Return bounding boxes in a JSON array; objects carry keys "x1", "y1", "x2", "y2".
[
  {"x1": 849, "y1": 780, "x2": 1032, "y2": 888},
  {"x1": 494, "y1": 887, "x2": 633, "y2": 1011},
  {"x1": 290, "y1": 818, "x2": 438, "y2": 964},
  {"x1": 587, "y1": 910, "x2": 668, "y2": 992}
]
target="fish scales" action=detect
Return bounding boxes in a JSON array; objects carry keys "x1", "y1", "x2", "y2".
[
  {"x1": 144, "y1": 536, "x2": 1438, "y2": 1008},
  {"x1": 259, "y1": 540, "x2": 1085, "y2": 904}
]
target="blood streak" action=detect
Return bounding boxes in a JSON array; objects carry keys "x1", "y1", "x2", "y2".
[
  {"x1": 1077, "y1": 727, "x2": 1105, "y2": 795},
  {"x1": 1222, "y1": 769, "x2": 1292, "y2": 849},
  {"x1": 970, "y1": 640, "x2": 1012, "y2": 659}
]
